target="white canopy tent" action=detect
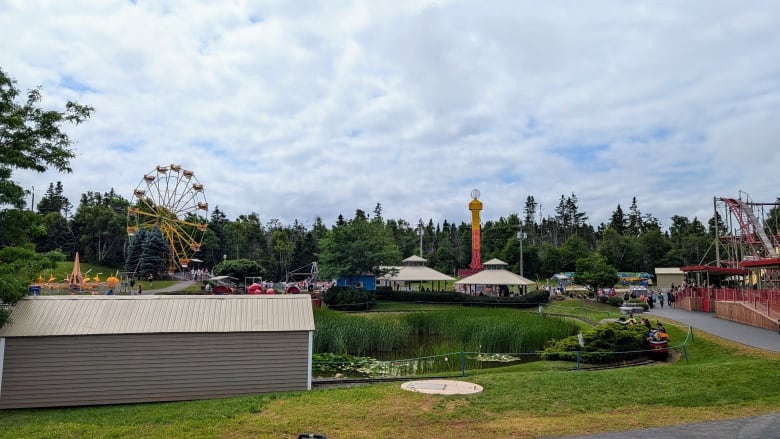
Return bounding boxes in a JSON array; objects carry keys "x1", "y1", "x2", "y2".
[
  {"x1": 455, "y1": 258, "x2": 534, "y2": 296},
  {"x1": 379, "y1": 255, "x2": 455, "y2": 291}
]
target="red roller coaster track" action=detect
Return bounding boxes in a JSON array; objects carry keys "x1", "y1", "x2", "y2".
[{"x1": 719, "y1": 197, "x2": 779, "y2": 260}]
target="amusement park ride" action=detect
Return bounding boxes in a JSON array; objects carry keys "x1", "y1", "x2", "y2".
[
  {"x1": 695, "y1": 191, "x2": 780, "y2": 288},
  {"x1": 127, "y1": 164, "x2": 208, "y2": 272},
  {"x1": 33, "y1": 164, "x2": 209, "y2": 294}
]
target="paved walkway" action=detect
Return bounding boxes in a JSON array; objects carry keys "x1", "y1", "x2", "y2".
[
  {"x1": 559, "y1": 411, "x2": 780, "y2": 439},
  {"x1": 558, "y1": 306, "x2": 780, "y2": 438},
  {"x1": 646, "y1": 306, "x2": 780, "y2": 352},
  {"x1": 145, "y1": 280, "x2": 199, "y2": 294}
]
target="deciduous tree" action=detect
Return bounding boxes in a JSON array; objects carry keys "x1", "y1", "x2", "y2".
[{"x1": 0, "y1": 68, "x2": 92, "y2": 208}]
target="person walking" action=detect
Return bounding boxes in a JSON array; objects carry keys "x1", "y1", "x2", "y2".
[{"x1": 659, "y1": 292, "x2": 665, "y2": 308}]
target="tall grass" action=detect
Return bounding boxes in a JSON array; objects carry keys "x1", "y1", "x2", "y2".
[
  {"x1": 313, "y1": 307, "x2": 579, "y2": 356},
  {"x1": 313, "y1": 308, "x2": 413, "y2": 355},
  {"x1": 403, "y1": 308, "x2": 579, "y2": 353}
]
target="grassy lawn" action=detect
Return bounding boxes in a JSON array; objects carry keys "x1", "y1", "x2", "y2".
[
  {"x1": 2, "y1": 304, "x2": 779, "y2": 438},
  {"x1": 37, "y1": 261, "x2": 192, "y2": 294}
]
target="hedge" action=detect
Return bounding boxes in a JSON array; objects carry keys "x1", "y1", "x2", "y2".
[{"x1": 374, "y1": 287, "x2": 550, "y2": 308}]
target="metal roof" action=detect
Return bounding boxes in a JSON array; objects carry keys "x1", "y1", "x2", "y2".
[
  {"x1": 654, "y1": 267, "x2": 684, "y2": 275},
  {"x1": 380, "y1": 265, "x2": 455, "y2": 281},
  {"x1": 0, "y1": 295, "x2": 315, "y2": 337},
  {"x1": 455, "y1": 268, "x2": 534, "y2": 286}
]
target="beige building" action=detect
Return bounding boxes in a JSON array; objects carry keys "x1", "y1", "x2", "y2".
[
  {"x1": 0, "y1": 295, "x2": 314, "y2": 409},
  {"x1": 654, "y1": 267, "x2": 684, "y2": 291}
]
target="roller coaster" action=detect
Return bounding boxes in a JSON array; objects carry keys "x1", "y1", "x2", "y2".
[
  {"x1": 715, "y1": 192, "x2": 779, "y2": 264},
  {"x1": 712, "y1": 192, "x2": 780, "y2": 289}
]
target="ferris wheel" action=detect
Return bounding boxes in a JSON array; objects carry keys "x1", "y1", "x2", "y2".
[{"x1": 127, "y1": 164, "x2": 208, "y2": 270}]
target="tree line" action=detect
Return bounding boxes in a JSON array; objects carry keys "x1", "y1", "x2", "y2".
[{"x1": 7, "y1": 185, "x2": 780, "y2": 284}]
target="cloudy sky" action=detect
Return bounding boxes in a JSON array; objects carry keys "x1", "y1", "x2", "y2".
[{"x1": 3, "y1": 0, "x2": 779, "y2": 230}]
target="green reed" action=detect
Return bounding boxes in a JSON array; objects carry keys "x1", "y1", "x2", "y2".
[{"x1": 313, "y1": 307, "x2": 579, "y2": 356}]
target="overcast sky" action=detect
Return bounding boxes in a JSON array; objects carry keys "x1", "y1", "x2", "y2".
[{"x1": 3, "y1": 0, "x2": 779, "y2": 230}]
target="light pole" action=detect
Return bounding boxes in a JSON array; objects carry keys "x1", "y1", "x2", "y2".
[
  {"x1": 517, "y1": 227, "x2": 526, "y2": 277},
  {"x1": 417, "y1": 219, "x2": 424, "y2": 257}
]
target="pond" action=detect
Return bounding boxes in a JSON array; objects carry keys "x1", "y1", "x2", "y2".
[{"x1": 313, "y1": 350, "x2": 542, "y2": 378}]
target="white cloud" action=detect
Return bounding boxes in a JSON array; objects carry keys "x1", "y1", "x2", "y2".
[{"x1": 3, "y1": 0, "x2": 778, "y2": 231}]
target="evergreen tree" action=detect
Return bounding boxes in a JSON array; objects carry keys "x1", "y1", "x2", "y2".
[
  {"x1": 37, "y1": 181, "x2": 71, "y2": 215},
  {"x1": 125, "y1": 226, "x2": 148, "y2": 276},
  {"x1": 609, "y1": 204, "x2": 627, "y2": 234},
  {"x1": 523, "y1": 195, "x2": 538, "y2": 232},
  {"x1": 200, "y1": 206, "x2": 227, "y2": 266},
  {"x1": 627, "y1": 197, "x2": 642, "y2": 236},
  {"x1": 138, "y1": 226, "x2": 170, "y2": 279}
]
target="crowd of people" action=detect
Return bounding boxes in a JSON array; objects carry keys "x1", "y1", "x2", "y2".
[{"x1": 620, "y1": 288, "x2": 677, "y2": 309}]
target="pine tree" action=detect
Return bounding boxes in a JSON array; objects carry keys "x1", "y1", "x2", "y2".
[
  {"x1": 124, "y1": 226, "x2": 148, "y2": 276},
  {"x1": 37, "y1": 181, "x2": 71, "y2": 215},
  {"x1": 138, "y1": 226, "x2": 171, "y2": 279},
  {"x1": 609, "y1": 204, "x2": 627, "y2": 235},
  {"x1": 627, "y1": 197, "x2": 643, "y2": 236}
]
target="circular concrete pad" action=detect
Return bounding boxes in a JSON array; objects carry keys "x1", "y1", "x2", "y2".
[{"x1": 401, "y1": 379, "x2": 483, "y2": 395}]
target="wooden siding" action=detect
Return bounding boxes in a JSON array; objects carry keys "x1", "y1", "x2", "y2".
[
  {"x1": 714, "y1": 302, "x2": 780, "y2": 332},
  {"x1": 0, "y1": 332, "x2": 310, "y2": 409}
]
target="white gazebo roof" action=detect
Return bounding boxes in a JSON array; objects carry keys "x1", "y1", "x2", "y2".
[
  {"x1": 454, "y1": 258, "x2": 534, "y2": 286},
  {"x1": 379, "y1": 256, "x2": 455, "y2": 282}
]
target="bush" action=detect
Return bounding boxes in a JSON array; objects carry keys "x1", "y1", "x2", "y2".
[
  {"x1": 541, "y1": 322, "x2": 650, "y2": 364},
  {"x1": 607, "y1": 296, "x2": 624, "y2": 307},
  {"x1": 322, "y1": 286, "x2": 376, "y2": 311},
  {"x1": 375, "y1": 289, "x2": 550, "y2": 308}
]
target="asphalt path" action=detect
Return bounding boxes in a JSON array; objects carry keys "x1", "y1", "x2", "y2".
[
  {"x1": 557, "y1": 305, "x2": 780, "y2": 438},
  {"x1": 647, "y1": 305, "x2": 780, "y2": 352},
  {"x1": 144, "y1": 280, "x2": 199, "y2": 294}
]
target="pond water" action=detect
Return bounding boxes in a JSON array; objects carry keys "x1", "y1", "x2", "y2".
[{"x1": 313, "y1": 351, "x2": 541, "y2": 378}]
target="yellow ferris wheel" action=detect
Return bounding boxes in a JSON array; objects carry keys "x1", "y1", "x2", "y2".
[{"x1": 127, "y1": 164, "x2": 208, "y2": 270}]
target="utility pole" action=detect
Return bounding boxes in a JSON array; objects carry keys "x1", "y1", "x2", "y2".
[
  {"x1": 517, "y1": 226, "x2": 526, "y2": 277},
  {"x1": 418, "y1": 219, "x2": 424, "y2": 257}
]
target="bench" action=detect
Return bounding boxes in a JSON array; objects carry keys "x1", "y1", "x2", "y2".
[{"x1": 619, "y1": 306, "x2": 645, "y2": 315}]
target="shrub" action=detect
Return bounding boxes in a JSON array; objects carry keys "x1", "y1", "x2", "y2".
[
  {"x1": 322, "y1": 286, "x2": 376, "y2": 311},
  {"x1": 375, "y1": 289, "x2": 550, "y2": 308},
  {"x1": 607, "y1": 296, "x2": 624, "y2": 307},
  {"x1": 541, "y1": 322, "x2": 650, "y2": 363}
]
